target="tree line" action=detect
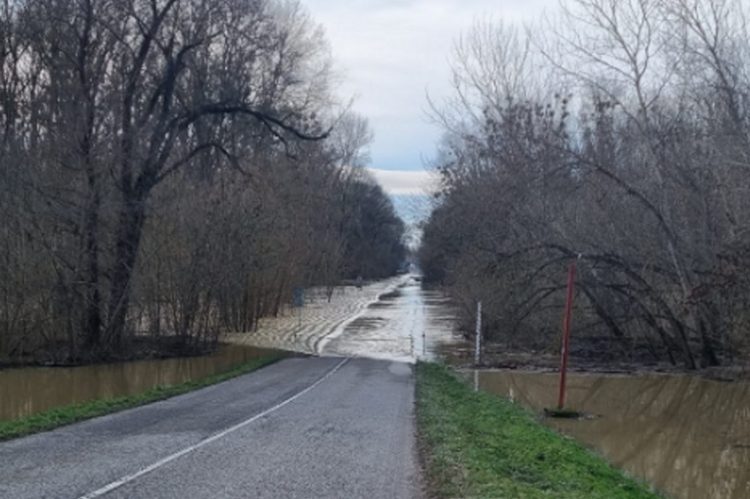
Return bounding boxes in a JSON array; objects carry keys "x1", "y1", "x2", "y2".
[
  {"x1": 420, "y1": 0, "x2": 750, "y2": 368},
  {"x1": 0, "y1": 0, "x2": 405, "y2": 363}
]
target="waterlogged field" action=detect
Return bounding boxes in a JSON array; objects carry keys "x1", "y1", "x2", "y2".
[
  {"x1": 0, "y1": 345, "x2": 277, "y2": 422},
  {"x1": 417, "y1": 363, "x2": 657, "y2": 498},
  {"x1": 472, "y1": 370, "x2": 750, "y2": 499}
]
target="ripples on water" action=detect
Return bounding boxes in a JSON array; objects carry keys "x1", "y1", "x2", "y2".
[
  {"x1": 473, "y1": 370, "x2": 750, "y2": 499},
  {"x1": 321, "y1": 276, "x2": 467, "y2": 362}
]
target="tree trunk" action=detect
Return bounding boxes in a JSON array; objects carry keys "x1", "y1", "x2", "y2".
[
  {"x1": 82, "y1": 171, "x2": 102, "y2": 350},
  {"x1": 107, "y1": 191, "x2": 147, "y2": 349}
]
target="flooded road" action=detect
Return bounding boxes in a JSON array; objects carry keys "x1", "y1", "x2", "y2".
[
  {"x1": 226, "y1": 274, "x2": 467, "y2": 363},
  {"x1": 0, "y1": 344, "x2": 273, "y2": 422},
  {"x1": 5, "y1": 272, "x2": 746, "y2": 498},
  {"x1": 473, "y1": 370, "x2": 750, "y2": 499},
  {"x1": 1, "y1": 275, "x2": 464, "y2": 422},
  {"x1": 321, "y1": 275, "x2": 465, "y2": 362}
]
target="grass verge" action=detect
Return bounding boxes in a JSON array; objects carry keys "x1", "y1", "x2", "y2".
[
  {"x1": 416, "y1": 363, "x2": 659, "y2": 498},
  {"x1": 0, "y1": 353, "x2": 285, "y2": 442}
]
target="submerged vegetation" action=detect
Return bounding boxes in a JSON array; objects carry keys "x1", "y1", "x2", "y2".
[
  {"x1": 420, "y1": 0, "x2": 750, "y2": 369},
  {"x1": 415, "y1": 363, "x2": 658, "y2": 498},
  {"x1": 0, "y1": 0, "x2": 405, "y2": 365}
]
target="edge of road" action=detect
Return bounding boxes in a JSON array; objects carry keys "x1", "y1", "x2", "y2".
[
  {"x1": 2, "y1": 275, "x2": 414, "y2": 444},
  {"x1": 0, "y1": 353, "x2": 285, "y2": 443},
  {"x1": 77, "y1": 357, "x2": 351, "y2": 499}
]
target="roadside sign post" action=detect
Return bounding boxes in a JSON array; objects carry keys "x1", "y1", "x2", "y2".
[
  {"x1": 292, "y1": 287, "x2": 305, "y2": 331},
  {"x1": 557, "y1": 261, "x2": 577, "y2": 410},
  {"x1": 474, "y1": 301, "x2": 482, "y2": 366}
]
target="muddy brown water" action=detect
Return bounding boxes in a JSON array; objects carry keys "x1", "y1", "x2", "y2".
[
  {"x1": 471, "y1": 369, "x2": 750, "y2": 499},
  {"x1": 1, "y1": 276, "x2": 464, "y2": 423},
  {"x1": 0, "y1": 344, "x2": 274, "y2": 422}
]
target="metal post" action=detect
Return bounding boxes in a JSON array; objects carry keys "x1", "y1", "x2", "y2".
[
  {"x1": 474, "y1": 301, "x2": 482, "y2": 366},
  {"x1": 557, "y1": 261, "x2": 577, "y2": 410}
]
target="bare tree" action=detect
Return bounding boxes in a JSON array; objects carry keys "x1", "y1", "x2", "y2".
[
  {"x1": 0, "y1": 0, "x2": 406, "y2": 364},
  {"x1": 421, "y1": 0, "x2": 750, "y2": 369}
]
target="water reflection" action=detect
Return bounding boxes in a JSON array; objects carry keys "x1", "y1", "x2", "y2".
[
  {"x1": 0, "y1": 345, "x2": 273, "y2": 421},
  {"x1": 321, "y1": 275, "x2": 466, "y2": 362},
  {"x1": 474, "y1": 370, "x2": 750, "y2": 499}
]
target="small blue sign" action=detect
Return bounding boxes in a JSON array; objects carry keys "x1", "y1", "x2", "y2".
[{"x1": 292, "y1": 287, "x2": 305, "y2": 308}]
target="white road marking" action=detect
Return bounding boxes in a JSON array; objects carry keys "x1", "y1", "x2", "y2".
[{"x1": 78, "y1": 357, "x2": 350, "y2": 499}]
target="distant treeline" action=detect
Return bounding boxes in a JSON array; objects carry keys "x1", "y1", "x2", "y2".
[
  {"x1": 0, "y1": 0, "x2": 405, "y2": 363},
  {"x1": 420, "y1": 0, "x2": 750, "y2": 368}
]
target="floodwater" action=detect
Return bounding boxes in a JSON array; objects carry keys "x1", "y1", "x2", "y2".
[
  {"x1": 0, "y1": 344, "x2": 273, "y2": 422},
  {"x1": 321, "y1": 275, "x2": 467, "y2": 362},
  {"x1": 473, "y1": 370, "x2": 750, "y2": 499},
  {"x1": 1, "y1": 275, "x2": 463, "y2": 422}
]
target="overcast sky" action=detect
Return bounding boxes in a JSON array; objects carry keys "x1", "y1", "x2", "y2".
[{"x1": 304, "y1": 0, "x2": 548, "y2": 192}]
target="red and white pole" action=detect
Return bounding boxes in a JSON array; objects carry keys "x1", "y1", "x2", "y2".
[{"x1": 557, "y1": 260, "x2": 577, "y2": 410}]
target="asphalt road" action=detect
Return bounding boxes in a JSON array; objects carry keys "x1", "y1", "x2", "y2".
[{"x1": 0, "y1": 357, "x2": 422, "y2": 499}]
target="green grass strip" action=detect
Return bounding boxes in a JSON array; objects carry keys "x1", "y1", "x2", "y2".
[
  {"x1": 0, "y1": 353, "x2": 285, "y2": 442},
  {"x1": 416, "y1": 363, "x2": 660, "y2": 499}
]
